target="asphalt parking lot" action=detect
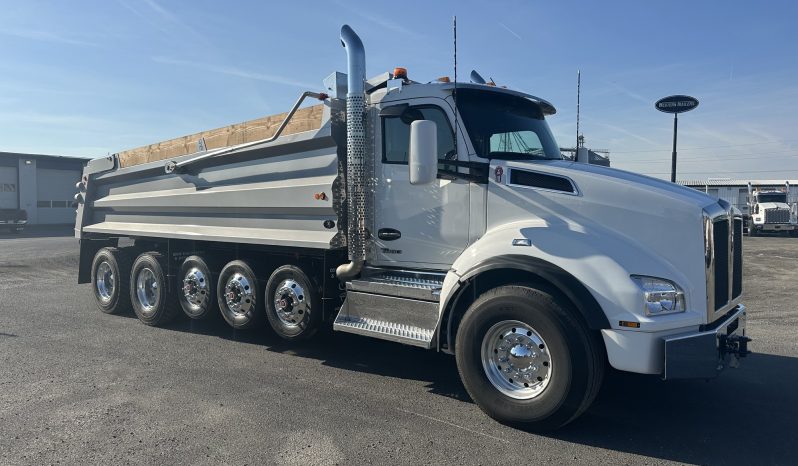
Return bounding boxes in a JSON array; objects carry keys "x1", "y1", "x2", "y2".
[{"x1": 1, "y1": 228, "x2": 796, "y2": 465}]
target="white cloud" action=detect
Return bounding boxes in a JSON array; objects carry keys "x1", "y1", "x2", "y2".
[{"x1": 152, "y1": 56, "x2": 318, "y2": 89}]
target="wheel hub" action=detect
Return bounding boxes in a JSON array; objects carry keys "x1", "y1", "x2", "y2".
[
  {"x1": 224, "y1": 273, "x2": 253, "y2": 315},
  {"x1": 273, "y1": 279, "x2": 307, "y2": 327},
  {"x1": 135, "y1": 267, "x2": 159, "y2": 314},
  {"x1": 481, "y1": 320, "x2": 552, "y2": 400},
  {"x1": 182, "y1": 267, "x2": 208, "y2": 309},
  {"x1": 95, "y1": 261, "x2": 114, "y2": 303}
]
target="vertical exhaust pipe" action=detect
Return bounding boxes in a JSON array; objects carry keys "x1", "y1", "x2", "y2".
[{"x1": 337, "y1": 25, "x2": 366, "y2": 280}]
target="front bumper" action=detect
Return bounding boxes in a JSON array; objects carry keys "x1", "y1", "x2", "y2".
[
  {"x1": 663, "y1": 305, "x2": 749, "y2": 379},
  {"x1": 755, "y1": 223, "x2": 796, "y2": 231}
]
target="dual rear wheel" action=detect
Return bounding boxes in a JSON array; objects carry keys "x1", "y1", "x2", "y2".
[{"x1": 91, "y1": 248, "x2": 320, "y2": 339}]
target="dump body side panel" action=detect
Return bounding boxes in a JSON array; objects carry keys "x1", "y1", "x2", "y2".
[{"x1": 78, "y1": 100, "x2": 347, "y2": 250}]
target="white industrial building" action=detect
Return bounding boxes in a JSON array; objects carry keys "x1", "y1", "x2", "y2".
[
  {"x1": 0, "y1": 152, "x2": 89, "y2": 225},
  {"x1": 679, "y1": 179, "x2": 798, "y2": 214}
]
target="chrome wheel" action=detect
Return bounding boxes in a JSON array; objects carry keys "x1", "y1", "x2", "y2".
[
  {"x1": 273, "y1": 279, "x2": 307, "y2": 328},
  {"x1": 135, "y1": 267, "x2": 159, "y2": 315},
  {"x1": 481, "y1": 320, "x2": 552, "y2": 400},
  {"x1": 182, "y1": 267, "x2": 209, "y2": 311},
  {"x1": 95, "y1": 261, "x2": 114, "y2": 303},
  {"x1": 224, "y1": 273, "x2": 254, "y2": 315}
]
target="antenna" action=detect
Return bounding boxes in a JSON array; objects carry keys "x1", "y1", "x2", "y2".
[
  {"x1": 576, "y1": 69, "x2": 581, "y2": 149},
  {"x1": 453, "y1": 16, "x2": 458, "y2": 157}
]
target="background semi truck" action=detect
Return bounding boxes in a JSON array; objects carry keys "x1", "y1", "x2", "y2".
[
  {"x1": 745, "y1": 182, "x2": 797, "y2": 236},
  {"x1": 75, "y1": 25, "x2": 750, "y2": 429}
]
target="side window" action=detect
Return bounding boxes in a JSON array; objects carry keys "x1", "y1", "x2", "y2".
[{"x1": 382, "y1": 106, "x2": 455, "y2": 164}]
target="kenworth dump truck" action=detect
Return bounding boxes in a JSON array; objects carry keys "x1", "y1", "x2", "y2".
[
  {"x1": 746, "y1": 182, "x2": 797, "y2": 236},
  {"x1": 75, "y1": 26, "x2": 750, "y2": 429}
]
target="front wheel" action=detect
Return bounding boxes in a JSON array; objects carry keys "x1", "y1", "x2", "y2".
[{"x1": 455, "y1": 285, "x2": 604, "y2": 430}]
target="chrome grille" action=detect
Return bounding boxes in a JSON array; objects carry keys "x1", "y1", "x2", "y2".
[
  {"x1": 732, "y1": 218, "x2": 743, "y2": 298},
  {"x1": 764, "y1": 208, "x2": 790, "y2": 224},
  {"x1": 712, "y1": 219, "x2": 729, "y2": 311},
  {"x1": 705, "y1": 208, "x2": 743, "y2": 323}
]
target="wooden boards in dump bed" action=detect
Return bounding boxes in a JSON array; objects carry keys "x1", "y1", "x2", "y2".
[{"x1": 116, "y1": 104, "x2": 325, "y2": 168}]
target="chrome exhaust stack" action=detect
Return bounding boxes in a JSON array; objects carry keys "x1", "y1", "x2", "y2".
[{"x1": 336, "y1": 25, "x2": 366, "y2": 280}]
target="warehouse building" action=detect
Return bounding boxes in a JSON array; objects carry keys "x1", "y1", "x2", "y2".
[
  {"x1": 0, "y1": 152, "x2": 90, "y2": 225},
  {"x1": 679, "y1": 179, "x2": 798, "y2": 214}
]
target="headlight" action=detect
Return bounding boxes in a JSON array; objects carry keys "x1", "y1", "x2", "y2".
[{"x1": 631, "y1": 275, "x2": 686, "y2": 316}]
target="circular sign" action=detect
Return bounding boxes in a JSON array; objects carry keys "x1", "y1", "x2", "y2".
[{"x1": 655, "y1": 95, "x2": 699, "y2": 114}]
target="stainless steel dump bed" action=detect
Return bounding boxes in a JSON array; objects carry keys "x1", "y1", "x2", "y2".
[{"x1": 76, "y1": 99, "x2": 346, "y2": 250}]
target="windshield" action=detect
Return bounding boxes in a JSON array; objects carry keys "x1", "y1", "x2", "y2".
[
  {"x1": 457, "y1": 89, "x2": 561, "y2": 160},
  {"x1": 757, "y1": 193, "x2": 787, "y2": 203}
]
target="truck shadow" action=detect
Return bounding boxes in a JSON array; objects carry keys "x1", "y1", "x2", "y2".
[
  {"x1": 550, "y1": 353, "x2": 796, "y2": 464},
  {"x1": 164, "y1": 316, "x2": 794, "y2": 464}
]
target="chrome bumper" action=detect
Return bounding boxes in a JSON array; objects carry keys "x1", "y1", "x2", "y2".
[{"x1": 663, "y1": 305, "x2": 749, "y2": 379}]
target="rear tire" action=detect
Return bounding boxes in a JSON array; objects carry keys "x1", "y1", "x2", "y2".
[
  {"x1": 265, "y1": 265, "x2": 321, "y2": 340},
  {"x1": 129, "y1": 252, "x2": 180, "y2": 326},
  {"x1": 177, "y1": 255, "x2": 217, "y2": 320},
  {"x1": 217, "y1": 260, "x2": 263, "y2": 329},
  {"x1": 455, "y1": 285, "x2": 604, "y2": 431},
  {"x1": 91, "y1": 247, "x2": 133, "y2": 315}
]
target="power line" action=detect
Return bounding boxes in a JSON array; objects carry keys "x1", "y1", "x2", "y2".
[
  {"x1": 639, "y1": 168, "x2": 798, "y2": 175},
  {"x1": 610, "y1": 139, "x2": 798, "y2": 154},
  {"x1": 615, "y1": 149, "x2": 798, "y2": 161},
  {"x1": 620, "y1": 154, "x2": 798, "y2": 165}
]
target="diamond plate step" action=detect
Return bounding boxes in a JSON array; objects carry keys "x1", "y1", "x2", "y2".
[
  {"x1": 333, "y1": 316, "x2": 433, "y2": 348},
  {"x1": 333, "y1": 290, "x2": 438, "y2": 349},
  {"x1": 348, "y1": 269, "x2": 445, "y2": 302}
]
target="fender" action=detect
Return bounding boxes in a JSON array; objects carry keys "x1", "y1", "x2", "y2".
[{"x1": 435, "y1": 220, "x2": 699, "y2": 351}]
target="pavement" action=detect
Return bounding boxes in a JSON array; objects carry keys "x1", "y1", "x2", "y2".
[{"x1": 0, "y1": 232, "x2": 796, "y2": 465}]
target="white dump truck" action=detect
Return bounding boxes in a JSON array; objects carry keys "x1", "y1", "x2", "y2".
[
  {"x1": 75, "y1": 25, "x2": 750, "y2": 429},
  {"x1": 746, "y1": 182, "x2": 797, "y2": 236}
]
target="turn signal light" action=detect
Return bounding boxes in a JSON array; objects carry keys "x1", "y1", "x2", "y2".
[{"x1": 619, "y1": 321, "x2": 641, "y2": 328}]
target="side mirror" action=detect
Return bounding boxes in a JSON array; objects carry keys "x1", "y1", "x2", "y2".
[{"x1": 408, "y1": 120, "x2": 438, "y2": 185}]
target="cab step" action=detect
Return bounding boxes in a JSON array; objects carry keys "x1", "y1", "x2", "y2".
[
  {"x1": 333, "y1": 269, "x2": 444, "y2": 348},
  {"x1": 347, "y1": 268, "x2": 444, "y2": 302}
]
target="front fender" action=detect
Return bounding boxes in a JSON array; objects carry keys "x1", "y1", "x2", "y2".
[{"x1": 437, "y1": 220, "x2": 704, "y2": 340}]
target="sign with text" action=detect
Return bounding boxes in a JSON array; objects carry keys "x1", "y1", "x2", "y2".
[{"x1": 655, "y1": 95, "x2": 699, "y2": 114}]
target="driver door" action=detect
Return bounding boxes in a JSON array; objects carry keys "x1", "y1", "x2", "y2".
[{"x1": 371, "y1": 100, "x2": 470, "y2": 269}]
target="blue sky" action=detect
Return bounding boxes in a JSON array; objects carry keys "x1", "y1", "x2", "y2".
[{"x1": 1, "y1": 0, "x2": 797, "y2": 180}]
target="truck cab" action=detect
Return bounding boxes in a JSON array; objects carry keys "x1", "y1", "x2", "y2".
[{"x1": 746, "y1": 185, "x2": 797, "y2": 236}]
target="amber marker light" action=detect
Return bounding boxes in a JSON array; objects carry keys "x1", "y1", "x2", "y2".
[{"x1": 619, "y1": 321, "x2": 641, "y2": 328}]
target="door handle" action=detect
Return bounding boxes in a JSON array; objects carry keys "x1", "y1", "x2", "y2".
[{"x1": 377, "y1": 228, "x2": 401, "y2": 241}]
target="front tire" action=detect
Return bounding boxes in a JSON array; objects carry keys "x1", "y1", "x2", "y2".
[
  {"x1": 265, "y1": 265, "x2": 321, "y2": 340},
  {"x1": 129, "y1": 252, "x2": 180, "y2": 326},
  {"x1": 217, "y1": 260, "x2": 262, "y2": 329},
  {"x1": 455, "y1": 285, "x2": 604, "y2": 430}
]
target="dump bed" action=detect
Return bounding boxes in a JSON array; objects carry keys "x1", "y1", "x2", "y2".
[{"x1": 76, "y1": 100, "x2": 347, "y2": 250}]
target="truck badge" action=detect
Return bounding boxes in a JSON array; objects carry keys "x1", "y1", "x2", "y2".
[{"x1": 495, "y1": 166, "x2": 504, "y2": 183}]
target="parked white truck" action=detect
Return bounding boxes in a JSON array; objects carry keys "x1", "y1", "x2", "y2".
[
  {"x1": 75, "y1": 25, "x2": 750, "y2": 429},
  {"x1": 746, "y1": 182, "x2": 797, "y2": 236}
]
